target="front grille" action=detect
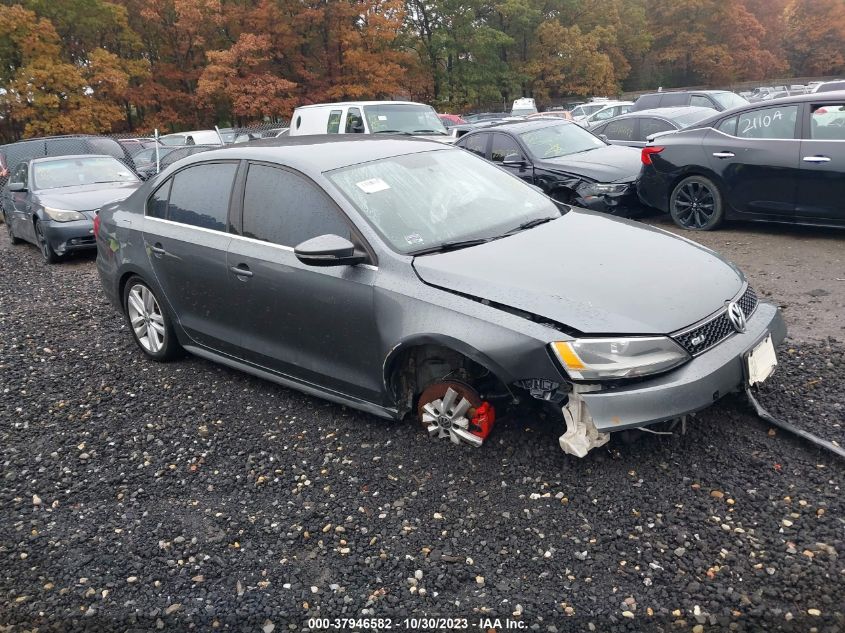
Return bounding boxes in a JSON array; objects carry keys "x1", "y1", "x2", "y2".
[{"x1": 673, "y1": 285, "x2": 758, "y2": 356}]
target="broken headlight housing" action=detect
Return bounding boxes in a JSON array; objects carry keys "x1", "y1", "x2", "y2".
[
  {"x1": 551, "y1": 337, "x2": 689, "y2": 381},
  {"x1": 577, "y1": 182, "x2": 629, "y2": 197},
  {"x1": 44, "y1": 207, "x2": 86, "y2": 222}
]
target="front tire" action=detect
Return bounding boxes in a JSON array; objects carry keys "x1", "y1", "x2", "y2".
[
  {"x1": 122, "y1": 277, "x2": 179, "y2": 361},
  {"x1": 34, "y1": 219, "x2": 59, "y2": 263},
  {"x1": 669, "y1": 176, "x2": 724, "y2": 231},
  {"x1": 4, "y1": 212, "x2": 22, "y2": 244}
]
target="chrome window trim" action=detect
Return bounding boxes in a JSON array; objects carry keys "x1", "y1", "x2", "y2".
[{"x1": 144, "y1": 217, "x2": 378, "y2": 270}]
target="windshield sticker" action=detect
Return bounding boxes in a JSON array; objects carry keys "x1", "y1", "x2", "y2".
[
  {"x1": 356, "y1": 177, "x2": 391, "y2": 194},
  {"x1": 377, "y1": 115, "x2": 388, "y2": 121},
  {"x1": 404, "y1": 233, "x2": 424, "y2": 245}
]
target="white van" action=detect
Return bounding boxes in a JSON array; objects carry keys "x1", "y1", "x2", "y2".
[
  {"x1": 511, "y1": 97, "x2": 537, "y2": 116},
  {"x1": 288, "y1": 101, "x2": 452, "y2": 142}
]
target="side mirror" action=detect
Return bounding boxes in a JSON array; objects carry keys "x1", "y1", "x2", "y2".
[
  {"x1": 8, "y1": 181, "x2": 26, "y2": 192},
  {"x1": 502, "y1": 153, "x2": 526, "y2": 166},
  {"x1": 598, "y1": 134, "x2": 609, "y2": 143},
  {"x1": 294, "y1": 234, "x2": 366, "y2": 267}
]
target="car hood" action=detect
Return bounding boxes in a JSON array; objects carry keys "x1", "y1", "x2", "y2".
[
  {"x1": 536, "y1": 145, "x2": 642, "y2": 183},
  {"x1": 412, "y1": 210, "x2": 744, "y2": 335},
  {"x1": 36, "y1": 182, "x2": 142, "y2": 212}
]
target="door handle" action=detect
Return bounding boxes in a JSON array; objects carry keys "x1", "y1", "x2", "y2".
[
  {"x1": 802, "y1": 155, "x2": 831, "y2": 163},
  {"x1": 712, "y1": 152, "x2": 735, "y2": 159},
  {"x1": 149, "y1": 243, "x2": 166, "y2": 257},
  {"x1": 230, "y1": 264, "x2": 253, "y2": 278}
]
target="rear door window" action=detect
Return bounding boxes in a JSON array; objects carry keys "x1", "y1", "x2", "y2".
[
  {"x1": 241, "y1": 164, "x2": 351, "y2": 247},
  {"x1": 604, "y1": 119, "x2": 637, "y2": 141},
  {"x1": 147, "y1": 179, "x2": 172, "y2": 218},
  {"x1": 640, "y1": 118, "x2": 674, "y2": 140},
  {"x1": 809, "y1": 104, "x2": 845, "y2": 140},
  {"x1": 690, "y1": 95, "x2": 713, "y2": 108},
  {"x1": 168, "y1": 162, "x2": 237, "y2": 231},
  {"x1": 635, "y1": 94, "x2": 662, "y2": 109},
  {"x1": 461, "y1": 133, "x2": 489, "y2": 158},
  {"x1": 491, "y1": 133, "x2": 523, "y2": 162},
  {"x1": 737, "y1": 105, "x2": 799, "y2": 139},
  {"x1": 661, "y1": 93, "x2": 688, "y2": 107}
]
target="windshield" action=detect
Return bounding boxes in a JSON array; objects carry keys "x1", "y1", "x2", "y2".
[
  {"x1": 713, "y1": 92, "x2": 748, "y2": 110},
  {"x1": 33, "y1": 156, "x2": 139, "y2": 190},
  {"x1": 519, "y1": 123, "x2": 606, "y2": 159},
  {"x1": 363, "y1": 104, "x2": 448, "y2": 136},
  {"x1": 327, "y1": 149, "x2": 559, "y2": 254}
]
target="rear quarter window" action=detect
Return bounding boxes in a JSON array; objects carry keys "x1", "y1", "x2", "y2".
[
  {"x1": 661, "y1": 93, "x2": 688, "y2": 107},
  {"x1": 635, "y1": 94, "x2": 662, "y2": 110}
]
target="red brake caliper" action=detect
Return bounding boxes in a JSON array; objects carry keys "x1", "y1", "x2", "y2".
[{"x1": 468, "y1": 401, "x2": 496, "y2": 442}]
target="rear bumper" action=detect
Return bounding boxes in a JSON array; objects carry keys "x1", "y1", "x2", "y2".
[
  {"x1": 45, "y1": 220, "x2": 96, "y2": 255},
  {"x1": 637, "y1": 168, "x2": 671, "y2": 212},
  {"x1": 581, "y1": 301, "x2": 787, "y2": 432}
]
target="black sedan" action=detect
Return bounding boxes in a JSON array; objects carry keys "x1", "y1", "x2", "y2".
[
  {"x1": 589, "y1": 106, "x2": 716, "y2": 148},
  {"x1": 3, "y1": 155, "x2": 141, "y2": 263},
  {"x1": 455, "y1": 120, "x2": 642, "y2": 215},
  {"x1": 638, "y1": 91, "x2": 845, "y2": 230}
]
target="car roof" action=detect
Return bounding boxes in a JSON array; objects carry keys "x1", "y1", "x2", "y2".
[
  {"x1": 157, "y1": 135, "x2": 450, "y2": 176},
  {"x1": 466, "y1": 119, "x2": 570, "y2": 133},
  {"x1": 29, "y1": 154, "x2": 117, "y2": 164},
  {"x1": 692, "y1": 89, "x2": 845, "y2": 128},
  {"x1": 606, "y1": 106, "x2": 716, "y2": 121},
  {"x1": 294, "y1": 101, "x2": 425, "y2": 109}
]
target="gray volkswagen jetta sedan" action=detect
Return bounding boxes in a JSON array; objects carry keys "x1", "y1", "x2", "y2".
[{"x1": 95, "y1": 136, "x2": 786, "y2": 457}]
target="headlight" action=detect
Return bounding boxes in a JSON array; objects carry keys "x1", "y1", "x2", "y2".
[
  {"x1": 43, "y1": 207, "x2": 86, "y2": 222},
  {"x1": 551, "y1": 337, "x2": 689, "y2": 381},
  {"x1": 578, "y1": 182, "x2": 629, "y2": 196}
]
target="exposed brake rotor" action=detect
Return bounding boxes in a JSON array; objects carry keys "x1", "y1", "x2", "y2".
[{"x1": 417, "y1": 380, "x2": 495, "y2": 447}]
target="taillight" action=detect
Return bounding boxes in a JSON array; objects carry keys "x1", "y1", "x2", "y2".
[
  {"x1": 93, "y1": 213, "x2": 100, "y2": 239},
  {"x1": 641, "y1": 146, "x2": 664, "y2": 165}
]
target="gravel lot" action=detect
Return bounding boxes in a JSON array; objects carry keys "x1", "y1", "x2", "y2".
[{"x1": 1, "y1": 226, "x2": 843, "y2": 632}]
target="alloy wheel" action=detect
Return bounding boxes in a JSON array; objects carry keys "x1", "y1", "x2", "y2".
[
  {"x1": 127, "y1": 283, "x2": 167, "y2": 354},
  {"x1": 421, "y1": 386, "x2": 483, "y2": 447},
  {"x1": 674, "y1": 181, "x2": 716, "y2": 229}
]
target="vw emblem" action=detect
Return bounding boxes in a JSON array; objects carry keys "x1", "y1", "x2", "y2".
[{"x1": 726, "y1": 301, "x2": 746, "y2": 333}]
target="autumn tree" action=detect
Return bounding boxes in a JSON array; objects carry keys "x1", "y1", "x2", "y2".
[
  {"x1": 781, "y1": 0, "x2": 845, "y2": 76},
  {"x1": 525, "y1": 22, "x2": 618, "y2": 100},
  {"x1": 197, "y1": 33, "x2": 297, "y2": 124}
]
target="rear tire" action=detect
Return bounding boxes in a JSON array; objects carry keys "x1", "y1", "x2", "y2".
[
  {"x1": 669, "y1": 175, "x2": 724, "y2": 231},
  {"x1": 4, "y1": 212, "x2": 22, "y2": 244},
  {"x1": 34, "y1": 219, "x2": 59, "y2": 263},
  {"x1": 122, "y1": 276, "x2": 180, "y2": 361}
]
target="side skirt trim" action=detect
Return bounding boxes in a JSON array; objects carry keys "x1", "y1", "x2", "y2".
[{"x1": 182, "y1": 344, "x2": 398, "y2": 421}]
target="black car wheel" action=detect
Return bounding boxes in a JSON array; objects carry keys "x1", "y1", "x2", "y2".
[
  {"x1": 4, "y1": 212, "x2": 22, "y2": 244},
  {"x1": 34, "y1": 219, "x2": 59, "y2": 263},
  {"x1": 122, "y1": 276, "x2": 180, "y2": 361},
  {"x1": 669, "y1": 176, "x2": 724, "y2": 231}
]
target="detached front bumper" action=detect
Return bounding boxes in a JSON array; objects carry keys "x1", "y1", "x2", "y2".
[
  {"x1": 579, "y1": 301, "x2": 787, "y2": 432},
  {"x1": 45, "y1": 220, "x2": 96, "y2": 255}
]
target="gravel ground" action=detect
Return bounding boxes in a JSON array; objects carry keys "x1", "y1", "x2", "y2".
[{"x1": 1, "y1": 229, "x2": 844, "y2": 633}]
